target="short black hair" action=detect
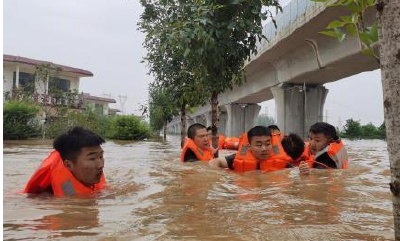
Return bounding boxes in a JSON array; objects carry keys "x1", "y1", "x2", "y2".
[
  {"x1": 53, "y1": 126, "x2": 105, "y2": 163},
  {"x1": 187, "y1": 123, "x2": 206, "y2": 139},
  {"x1": 309, "y1": 122, "x2": 339, "y2": 141},
  {"x1": 206, "y1": 126, "x2": 212, "y2": 131},
  {"x1": 247, "y1": 126, "x2": 271, "y2": 143},
  {"x1": 267, "y1": 125, "x2": 280, "y2": 132},
  {"x1": 281, "y1": 134, "x2": 305, "y2": 160}
]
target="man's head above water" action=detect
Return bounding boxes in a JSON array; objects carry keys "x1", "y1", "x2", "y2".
[
  {"x1": 309, "y1": 122, "x2": 339, "y2": 154},
  {"x1": 281, "y1": 133, "x2": 305, "y2": 160},
  {"x1": 53, "y1": 126, "x2": 105, "y2": 187},
  {"x1": 187, "y1": 123, "x2": 209, "y2": 149},
  {"x1": 247, "y1": 126, "x2": 272, "y2": 160},
  {"x1": 267, "y1": 125, "x2": 281, "y2": 135}
]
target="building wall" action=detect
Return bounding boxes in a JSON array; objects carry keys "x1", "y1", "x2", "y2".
[
  {"x1": 3, "y1": 64, "x2": 14, "y2": 93},
  {"x1": 2, "y1": 62, "x2": 81, "y2": 95},
  {"x1": 84, "y1": 100, "x2": 111, "y2": 115}
]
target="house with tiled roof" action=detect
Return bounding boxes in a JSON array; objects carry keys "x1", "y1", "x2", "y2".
[
  {"x1": 81, "y1": 93, "x2": 117, "y2": 116},
  {"x1": 3, "y1": 54, "x2": 117, "y2": 116}
]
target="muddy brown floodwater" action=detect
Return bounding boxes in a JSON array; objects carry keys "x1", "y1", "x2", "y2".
[{"x1": 3, "y1": 136, "x2": 394, "y2": 240}]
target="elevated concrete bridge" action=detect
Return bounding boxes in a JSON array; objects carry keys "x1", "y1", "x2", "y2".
[{"x1": 167, "y1": 0, "x2": 379, "y2": 137}]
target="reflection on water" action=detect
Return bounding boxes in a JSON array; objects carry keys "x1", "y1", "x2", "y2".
[{"x1": 3, "y1": 136, "x2": 394, "y2": 240}]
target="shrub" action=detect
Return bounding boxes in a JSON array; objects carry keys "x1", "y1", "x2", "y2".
[
  {"x1": 107, "y1": 115, "x2": 150, "y2": 140},
  {"x1": 3, "y1": 101, "x2": 40, "y2": 139},
  {"x1": 44, "y1": 110, "x2": 110, "y2": 139}
]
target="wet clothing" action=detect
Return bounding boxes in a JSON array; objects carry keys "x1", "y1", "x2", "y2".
[
  {"x1": 183, "y1": 149, "x2": 199, "y2": 162},
  {"x1": 308, "y1": 140, "x2": 349, "y2": 169},
  {"x1": 313, "y1": 152, "x2": 337, "y2": 169},
  {"x1": 225, "y1": 153, "x2": 237, "y2": 170},
  {"x1": 180, "y1": 138, "x2": 214, "y2": 162}
]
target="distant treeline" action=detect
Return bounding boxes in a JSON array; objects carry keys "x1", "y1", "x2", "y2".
[{"x1": 340, "y1": 119, "x2": 386, "y2": 140}]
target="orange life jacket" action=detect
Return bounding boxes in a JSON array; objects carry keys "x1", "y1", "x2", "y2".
[
  {"x1": 24, "y1": 151, "x2": 106, "y2": 197},
  {"x1": 181, "y1": 138, "x2": 214, "y2": 162},
  {"x1": 223, "y1": 137, "x2": 240, "y2": 150},
  {"x1": 308, "y1": 140, "x2": 349, "y2": 169},
  {"x1": 263, "y1": 133, "x2": 292, "y2": 172},
  {"x1": 233, "y1": 133, "x2": 288, "y2": 172}
]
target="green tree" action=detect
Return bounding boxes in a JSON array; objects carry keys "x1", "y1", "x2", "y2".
[
  {"x1": 107, "y1": 115, "x2": 150, "y2": 140},
  {"x1": 361, "y1": 122, "x2": 379, "y2": 139},
  {"x1": 139, "y1": 1, "x2": 208, "y2": 146},
  {"x1": 148, "y1": 83, "x2": 178, "y2": 140},
  {"x1": 341, "y1": 118, "x2": 362, "y2": 138},
  {"x1": 378, "y1": 122, "x2": 386, "y2": 139},
  {"x1": 139, "y1": 0, "x2": 281, "y2": 155}
]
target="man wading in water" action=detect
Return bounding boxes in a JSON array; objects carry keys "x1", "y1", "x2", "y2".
[
  {"x1": 24, "y1": 126, "x2": 106, "y2": 197},
  {"x1": 181, "y1": 123, "x2": 217, "y2": 162},
  {"x1": 299, "y1": 122, "x2": 349, "y2": 174}
]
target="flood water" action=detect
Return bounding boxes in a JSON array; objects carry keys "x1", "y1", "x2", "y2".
[{"x1": 3, "y1": 135, "x2": 394, "y2": 240}]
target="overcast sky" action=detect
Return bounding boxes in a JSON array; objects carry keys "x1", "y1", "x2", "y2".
[{"x1": 3, "y1": 0, "x2": 384, "y2": 127}]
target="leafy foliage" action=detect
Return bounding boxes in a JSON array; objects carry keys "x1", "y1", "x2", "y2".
[
  {"x1": 341, "y1": 118, "x2": 385, "y2": 139},
  {"x1": 44, "y1": 110, "x2": 111, "y2": 139},
  {"x1": 107, "y1": 115, "x2": 150, "y2": 140},
  {"x1": 312, "y1": 0, "x2": 379, "y2": 60},
  {"x1": 3, "y1": 101, "x2": 40, "y2": 139},
  {"x1": 139, "y1": 0, "x2": 282, "y2": 147}
]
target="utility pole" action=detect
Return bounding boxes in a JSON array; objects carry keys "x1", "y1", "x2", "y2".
[
  {"x1": 118, "y1": 95, "x2": 127, "y2": 114},
  {"x1": 338, "y1": 116, "x2": 343, "y2": 133}
]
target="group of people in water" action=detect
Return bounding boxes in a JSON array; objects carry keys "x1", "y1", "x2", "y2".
[
  {"x1": 23, "y1": 121, "x2": 348, "y2": 197},
  {"x1": 181, "y1": 122, "x2": 349, "y2": 174}
]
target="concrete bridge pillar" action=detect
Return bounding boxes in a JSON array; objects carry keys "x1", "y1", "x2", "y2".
[
  {"x1": 225, "y1": 103, "x2": 261, "y2": 138},
  {"x1": 271, "y1": 84, "x2": 328, "y2": 138},
  {"x1": 244, "y1": 104, "x2": 262, "y2": 133}
]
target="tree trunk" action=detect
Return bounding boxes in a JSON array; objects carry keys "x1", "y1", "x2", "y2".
[
  {"x1": 377, "y1": 1, "x2": 400, "y2": 239},
  {"x1": 211, "y1": 91, "x2": 219, "y2": 157},
  {"x1": 180, "y1": 104, "x2": 187, "y2": 148},
  {"x1": 163, "y1": 120, "x2": 167, "y2": 141}
]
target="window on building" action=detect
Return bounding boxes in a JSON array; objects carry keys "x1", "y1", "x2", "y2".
[
  {"x1": 49, "y1": 78, "x2": 70, "y2": 93},
  {"x1": 95, "y1": 103, "x2": 104, "y2": 115},
  {"x1": 13, "y1": 72, "x2": 35, "y2": 92},
  {"x1": 55, "y1": 78, "x2": 70, "y2": 92}
]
